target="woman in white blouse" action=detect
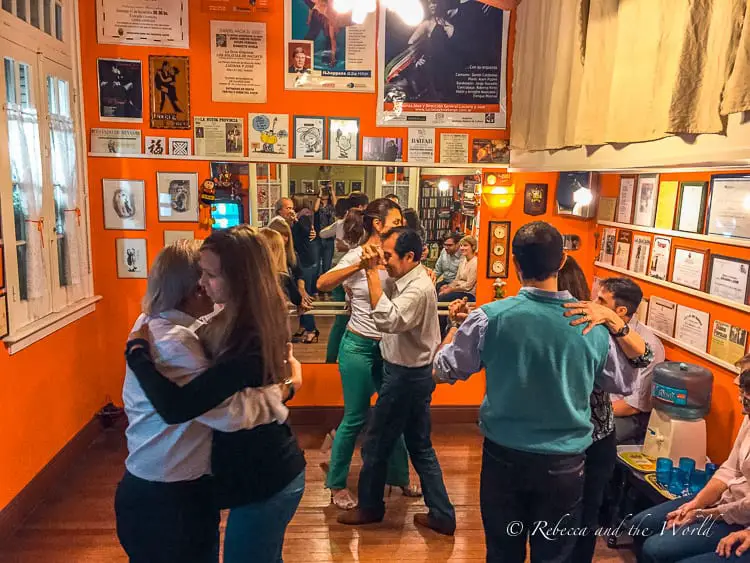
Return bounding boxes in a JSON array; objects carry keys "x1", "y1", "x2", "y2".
[
  {"x1": 438, "y1": 235, "x2": 477, "y2": 302},
  {"x1": 630, "y1": 368, "x2": 750, "y2": 562}
]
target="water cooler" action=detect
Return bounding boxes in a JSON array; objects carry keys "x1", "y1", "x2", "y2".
[{"x1": 642, "y1": 361, "x2": 713, "y2": 469}]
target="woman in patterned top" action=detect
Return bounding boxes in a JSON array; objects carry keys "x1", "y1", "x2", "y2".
[{"x1": 558, "y1": 255, "x2": 653, "y2": 563}]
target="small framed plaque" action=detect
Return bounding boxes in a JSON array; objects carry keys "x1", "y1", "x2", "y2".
[
  {"x1": 675, "y1": 181, "x2": 708, "y2": 234},
  {"x1": 670, "y1": 246, "x2": 709, "y2": 291},
  {"x1": 708, "y1": 254, "x2": 750, "y2": 305}
]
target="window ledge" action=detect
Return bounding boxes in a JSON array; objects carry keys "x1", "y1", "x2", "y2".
[{"x1": 3, "y1": 296, "x2": 103, "y2": 355}]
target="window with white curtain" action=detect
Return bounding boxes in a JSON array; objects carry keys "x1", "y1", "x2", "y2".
[{"x1": 1, "y1": 3, "x2": 94, "y2": 349}]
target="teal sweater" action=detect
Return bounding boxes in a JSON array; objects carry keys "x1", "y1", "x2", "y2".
[{"x1": 479, "y1": 290, "x2": 610, "y2": 454}]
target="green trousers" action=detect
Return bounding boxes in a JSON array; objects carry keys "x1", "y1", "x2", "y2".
[
  {"x1": 325, "y1": 330, "x2": 410, "y2": 490},
  {"x1": 325, "y1": 285, "x2": 348, "y2": 364}
]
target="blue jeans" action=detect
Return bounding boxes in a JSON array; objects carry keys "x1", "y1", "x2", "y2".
[
  {"x1": 223, "y1": 471, "x2": 305, "y2": 563},
  {"x1": 357, "y1": 361, "x2": 456, "y2": 525},
  {"x1": 632, "y1": 495, "x2": 745, "y2": 562}
]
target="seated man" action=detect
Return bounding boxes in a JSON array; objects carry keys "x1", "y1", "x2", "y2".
[
  {"x1": 433, "y1": 232, "x2": 462, "y2": 292},
  {"x1": 596, "y1": 277, "x2": 665, "y2": 444}
]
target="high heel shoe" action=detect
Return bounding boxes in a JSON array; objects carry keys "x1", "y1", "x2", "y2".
[
  {"x1": 330, "y1": 488, "x2": 357, "y2": 510},
  {"x1": 302, "y1": 329, "x2": 320, "y2": 344}
]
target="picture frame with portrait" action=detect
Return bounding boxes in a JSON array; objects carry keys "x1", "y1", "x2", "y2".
[
  {"x1": 116, "y1": 238, "x2": 148, "y2": 279},
  {"x1": 156, "y1": 172, "x2": 199, "y2": 222},
  {"x1": 102, "y1": 179, "x2": 146, "y2": 230}
]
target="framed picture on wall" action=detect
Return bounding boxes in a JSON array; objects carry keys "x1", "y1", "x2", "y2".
[
  {"x1": 156, "y1": 172, "x2": 199, "y2": 222},
  {"x1": 293, "y1": 116, "x2": 325, "y2": 159},
  {"x1": 102, "y1": 179, "x2": 146, "y2": 230},
  {"x1": 670, "y1": 246, "x2": 709, "y2": 291},
  {"x1": 327, "y1": 117, "x2": 359, "y2": 161},
  {"x1": 676, "y1": 181, "x2": 708, "y2": 234},
  {"x1": 707, "y1": 174, "x2": 750, "y2": 240},
  {"x1": 334, "y1": 180, "x2": 347, "y2": 196},
  {"x1": 148, "y1": 56, "x2": 191, "y2": 130},
  {"x1": 289, "y1": 179, "x2": 297, "y2": 194},
  {"x1": 116, "y1": 238, "x2": 148, "y2": 279},
  {"x1": 616, "y1": 175, "x2": 637, "y2": 224},
  {"x1": 708, "y1": 254, "x2": 750, "y2": 305},
  {"x1": 350, "y1": 181, "x2": 363, "y2": 192},
  {"x1": 632, "y1": 174, "x2": 659, "y2": 227},
  {"x1": 96, "y1": 58, "x2": 143, "y2": 122},
  {"x1": 301, "y1": 179, "x2": 315, "y2": 194}
]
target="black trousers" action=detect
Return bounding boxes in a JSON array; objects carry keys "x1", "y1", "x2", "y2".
[
  {"x1": 480, "y1": 439, "x2": 585, "y2": 563},
  {"x1": 115, "y1": 471, "x2": 220, "y2": 563},
  {"x1": 571, "y1": 431, "x2": 618, "y2": 563}
]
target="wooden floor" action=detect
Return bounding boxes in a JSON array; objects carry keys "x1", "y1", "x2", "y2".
[{"x1": 0, "y1": 422, "x2": 636, "y2": 562}]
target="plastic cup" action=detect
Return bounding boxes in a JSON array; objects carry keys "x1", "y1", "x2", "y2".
[
  {"x1": 679, "y1": 457, "x2": 696, "y2": 482},
  {"x1": 668, "y1": 468, "x2": 687, "y2": 496},
  {"x1": 705, "y1": 463, "x2": 718, "y2": 481},
  {"x1": 656, "y1": 457, "x2": 673, "y2": 487},
  {"x1": 689, "y1": 470, "x2": 706, "y2": 495}
]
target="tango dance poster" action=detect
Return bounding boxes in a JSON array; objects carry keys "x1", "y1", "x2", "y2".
[
  {"x1": 377, "y1": 0, "x2": 509, "y2": 128},
  {"x1": 149, "y1": 56, "x2": 191, "y2": 130},
  {"x1": 284, "y1": 0, "x2": 376, "y2": 92},
  {"x1": 211, "y1": 20, "x2": 267, "y2": 103},
  {"x1": 97, "y1": 58, "x2": 143, "y2": 122}
]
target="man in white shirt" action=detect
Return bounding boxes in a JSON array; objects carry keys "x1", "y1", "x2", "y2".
[
  {"x1": 338, "y1": 227, "x2": 456, "y2": 536},
  {"x1": 273, "y1": 197, "x2": 296, "y2": 225},
  {"x1": 595, "y1": 277, "x2": 665, "y2": 444}
]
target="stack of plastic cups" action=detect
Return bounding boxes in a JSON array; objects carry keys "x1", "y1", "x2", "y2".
[{"x1": 679, "y1": 458, "x2": 696, "y2": 496}]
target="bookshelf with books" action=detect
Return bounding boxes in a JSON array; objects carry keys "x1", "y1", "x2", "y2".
[{"x1": 418, "y1": 179, "x2": 455, "y2": 243}]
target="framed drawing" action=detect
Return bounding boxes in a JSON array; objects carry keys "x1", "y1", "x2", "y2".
[
  {"x1": 169, "y1": 138, "x2": 192, "y2": 156},
  {"x1": 102, "y1": 179, "x2": 146, "y2": 230},
  {"x1": 523, "y1": 183, "x2": 548, "y2": 216},
  {"x1": 293, "y1": 116, "x2": 325, "y2": 159},
  {"x1": 633, "y1": 174, "x2": 659, "y2": 227},
  {"x1": 334, "y1": 180, "x2": 347, "y2": 196},
  {"x1": 116, "y1": 238, "x2": 148, "y2": 279},
  {"x1": 616, "y1": 175, "x2": 637, "y2": 224},
  {"x1": 708, "y1": 254, "x2": 750, "y2": 305},
  {"x1": 156, "y1": 172, "x2": 199, "y2": 222},
  {"x1": 350, "y1": 181, "x2": 363, "y2": 192},
  {"x1": 301, "y1": 179, "x2": 315, "y2": 194},
  {"x1": 486, "y1": 221, "x2": 510, "y2": 279},
  {"x1": 707, "y1": 174, "x2": 750, "y2": 240},
  {"x1": 676, "y1": 181, "x2": 708, "y2": 234},
  {"x1": 670, "y1": 246, "x2": 709, "y2": 291},
  {"x1": 327, "y1": 118, "x2": 359, "y2": 161}
]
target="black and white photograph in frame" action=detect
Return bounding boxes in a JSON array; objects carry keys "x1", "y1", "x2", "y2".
[
  {"x1": 334, "y1": 180, "x2": 347, "y2": 196},
  {"x1": 116, "y1": 238, "x2": 148, "y2": 279},
  {"x1": 97, "y1": 58, "x2": 143, "y2": 122},
  {"x1": 327, "y1": 118, "x2": 359, "y2": 161},
  {"x1": 707, "y1": 174, "x2": 750, "y2": 240},
  {"x1": 156, "y1": 172, "x2": 199, "y2": 222},
  {"x1": 169, "y1": 138, "x2": 192, "y2": 156},
  {"x1": 350, "y1": 181, "x2": 363, "y2": 192},
  {"x1": 102, "y1": 179, "x2": 146, "y2": 230},
  {"x1": 301, "y1": 179, "x2": 315, "y2": 194},
  {"x1": 145, "y1": 136, "x2": 166, "y2": 155},
  {"x1": 633, "y1": 174, "x2": 660, "y2": 227}
]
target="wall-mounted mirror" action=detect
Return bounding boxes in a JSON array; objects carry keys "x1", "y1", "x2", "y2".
[{"x1": 556, "y1": 171, "x2": 599, "y2": 219}]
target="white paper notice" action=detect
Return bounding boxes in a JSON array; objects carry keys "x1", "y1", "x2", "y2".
[
  {"x1": 439, "y1": 134, "x2": 469, "y2": 164},
  {"x1": 97, "y1": 0, "x2": 189, "y2": 48},
  {"x1": 194, "y1": 116, "x2": 244, "y2": 157},
  {"x1": 90, "y1": 128, "x2": 142, "y2": 154},
  {"x1": 675, "y1": 304, "x2": 710, "y2": 352},
  {"x1": 211, "y1": 20, "x2": 267, "y2": 103},
  {"x1": 408, "y1": 128, "x2": 435, "y2": 164},
  {"x1": 647, "y1": 296, "x2": 678, "y2": 337}
]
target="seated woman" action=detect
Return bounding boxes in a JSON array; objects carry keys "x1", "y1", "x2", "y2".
[
  {"x1": 630, "y1": 369, "x2": 750, "y2": 563},
  {"x1": 116, "y1": 240, "x2": 292, "y2": 563},
  {"x1": 125, "y1": 227, "x2": 306, "y2": 563},
  {"x1": 438, "y1": 235, "x2": 477, "y2": 302}
]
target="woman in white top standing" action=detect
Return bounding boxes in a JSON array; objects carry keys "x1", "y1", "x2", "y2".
[
  {"x1": 438, "y1": 235, "x2": 477, "y2": 302},
  {"x1": 317, "y1": 198, "x2": 421, "y2": 509},
  {"x1": 116, "y1": 240, "x2": 296, "y2": 563}
]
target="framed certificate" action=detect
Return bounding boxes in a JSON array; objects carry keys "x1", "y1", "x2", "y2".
[
  {"x1": 707, "y1": 174, "x2": 750, "y2": 240},
  {"x1": 616, "y1": 175, "x2": 637, "y2": 223},
  {"x1": 633, "y1": 174, "x2": 659, "y2": 227},
  {"x1": 670, "y1": 246, "x2": 709, "y2": 291},
  {"x1": 647, "y1": 296, "x2": 678, "y2": 337},
  {"x1": 675, "y1": 304, "x2": 710, "y2": 352},
  {"x1": 708, "y1": 254, "x2": 750, "y2": 305},
  {"x1": 648, "y1": 236, "x2": 672, "y2": 281},
  {"x1": 675, "y1": 181, "x2": 708, "y2": 234}
]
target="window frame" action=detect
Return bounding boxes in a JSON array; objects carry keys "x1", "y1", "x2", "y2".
[{"x1": 0, "y1": 0, "x2": 96, "y2": 354}]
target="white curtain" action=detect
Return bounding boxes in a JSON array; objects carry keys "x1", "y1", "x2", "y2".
[
  {"x1": 6, "y1": 104, "x2": 47, "y2": 309},
  {"x1": 49, "y1": 114, "x2": 84, "y2": 293}
]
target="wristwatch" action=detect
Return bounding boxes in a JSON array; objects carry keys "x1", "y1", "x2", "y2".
[
  {"x1": 610, "y1": 323, "x2": 630, "y2": 338},
  {"x1": 283, "y1": 377, "x2": 296, "y2": 403}
]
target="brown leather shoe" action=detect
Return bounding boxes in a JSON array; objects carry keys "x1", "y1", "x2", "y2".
[
  {"x1": 413, "y1": 513, "x2": 456, "y2": 536},
  {"x1": 337, "y1": 508, "x2": 384, "y2": 526}
]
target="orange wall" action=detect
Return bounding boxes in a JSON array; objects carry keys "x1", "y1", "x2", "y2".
[
  {"x1": 594, "y1": 172, "x2": 750, "y2": 463},
  {"x1": 77, "y1": 2, "x2": 512, "y2": 408},
  {"x1": 0, "y1": 313, "x2": 110, "y2": 511}
]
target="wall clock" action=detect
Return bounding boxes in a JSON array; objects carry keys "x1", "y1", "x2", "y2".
[{"x1": 487, "y1": 221, "x2": 510, "y2": 279}]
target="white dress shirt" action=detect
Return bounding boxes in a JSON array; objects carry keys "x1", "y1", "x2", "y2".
[
  {"x1": 610, "y1": 319, "x2": 665, "y2": 412},
  {"x1": 123, "y1": 310, "x2": 287, "y2": 482},
  {"x1": 372, "y1": 265, "x2": 441, "y2": 367}
]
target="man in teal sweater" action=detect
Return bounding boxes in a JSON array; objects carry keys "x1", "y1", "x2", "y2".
[{"x1": 433, "y1": 221, "x2": 647, "y2": 563}]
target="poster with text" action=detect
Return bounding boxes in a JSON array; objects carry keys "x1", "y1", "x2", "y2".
[
  {"x1": 284, "y1": 0, "x2": 376, "y2": 92},
  {"x1": 97, "y1": 59, "x2": 143, "y2": 122},
  {"x1": 408, "y1": 128, "x2": 435, "y2": 163},
  {"x1": 149, "y1": 56, "x2": 191, "y2": 129},
  {"x1": 378, "y1": 1, "x2": 509, "y2": 128},
  {"x1": 249, "y1": 114, "x2": 290, "y2": 158},
  {"x1": 211, "y1": 20, "x2": 267, "y2": 103},
  {"x1": 90, "y1": 128, "x2": 142, "y2": 154},
  {"x1": 194, "y1": 117, "x2": 244, "y2": 157},
  {"x1": 97, "y1": 0, "x2": 189, "y2": 48}
]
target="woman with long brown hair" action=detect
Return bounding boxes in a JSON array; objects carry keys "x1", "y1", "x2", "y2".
[{"x1": 125, "y1": 226, "x2": 306, "y2": 562}]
